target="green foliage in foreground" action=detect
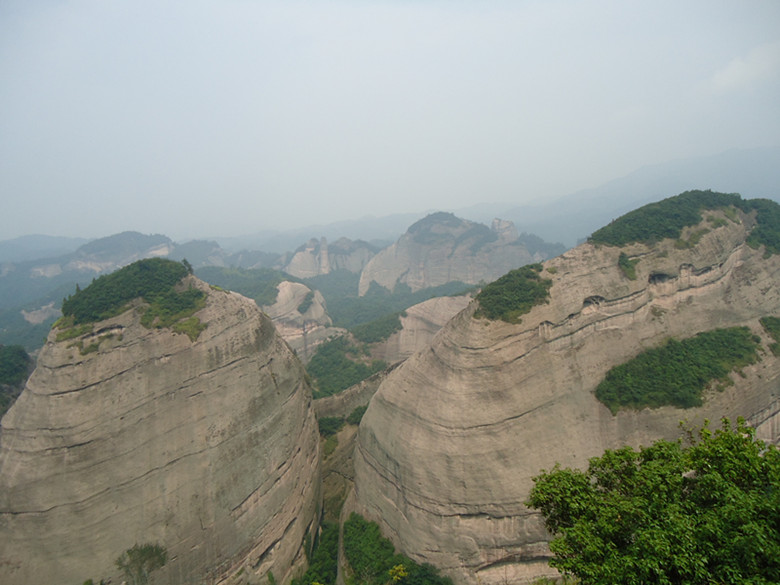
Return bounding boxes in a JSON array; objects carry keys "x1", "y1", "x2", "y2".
[
  {"x1": 474, "y1": 264, "x2": 552, "y2": 323},
  {"x1": 589, "y1": 190, "x2": 780, "y2": 255},
  {"x1": 306, "y1": 337, "x2": 387, "y2": 398},
  {"x1": 760, "y1": 316, "x2": 780, "y2": 355},
  {"x1": 595, "y1": 327, "x2": 760, "y2": 414},
  {"x1": 528, "y1": 418, "x2": 780, "y2": 585},
  {"x1": 291, "y1": 523, "x2": 339, "y2": 585},
  {"x1": 115, "y1": 543, "x2": 167, "y2": 585},
  {"x1": 61, "y1": 258, "x2": 190, "y2": 324},
  {"x1": 343, "y1": 513, "x2": 453, "y2": 585}
]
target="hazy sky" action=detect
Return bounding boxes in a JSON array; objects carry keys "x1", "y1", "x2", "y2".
[{"x1": 1, "y1": 1, "x2": 779, "y2": 240}]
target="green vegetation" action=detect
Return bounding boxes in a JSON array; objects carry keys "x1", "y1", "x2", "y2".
[
  {"x1": 588, "y1": 190, "x2": 780, "y2": 255},
  {"x1": 474, "y1": 264, "x2": 552, "y2": 323},
  {"x1": 0, "y1": 344, "x2": 32, "y2": 388},
  {"x1": 62, "y1": 258, "x2": 190, "y2": 324},
  {"x1": 343, "y1": 513, "x2": 453, "y2": 585},
  {"x1": 0, "y1": 344, "x2": 31, "y2": 418},
  {"x1": 528, "y1": 418, "x2": 780, "y2": 585},
  {"x1": 595, "y1": 327, "x2": 761, "y2": 414},
  {"x1": 195, "y1": 266, "x2": 289, "y2": 306},
  {"x1": 297, "y1": 291, "x2": 315, "y2": 314},
  {"x1": 617, "y1": 252, "x2": 639, "y2": 280},
  {"x1": 115, "y1": 543, "x2": 167, "y2": 585},
  {"x1": 307, "y1": 273, "x2": 474, "y2": 331},
  {"x1": 318, "y1": 416, "x2": 345, "y2": 437},
  {"x1": 347, "y1": 405, "x2": 368, "y2": 425},
  {"x1": 57, "y1": 259, "x2": 206, "y2": 340},
  {"x1": 675, "y1": 227, "x2": 710, "y2": 249},
  {"x1": 306, "y1": 337, "x2": 387, "y2": 398},
  {"x1": 760, "y1": 316, "x2": 780, "y2": 355},
  {"x1": 589, "y1": 190, "x2": 743, "y2": 246},
  {"x1": 351, "y1": 312, "x2": 405, "y2": 343},
  {"x1": 291, "y1": 523, "x2": 339, "y2": 585}
]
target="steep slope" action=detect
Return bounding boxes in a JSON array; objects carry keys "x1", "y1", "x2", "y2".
[
  {"x1": 353, "y1": 192, "x2": 780, "y2": 585},
  {"x1": 263, "y1": 280, "x2": 345, "y2": 362},
  {"x1": 358, "y1": 214, "x2": 555, "y2": 296},
  {"x1": 0, "y1": 263, "x2": 321, "y2": 585},
  {"x1": 283, "y1": 237, "x2": 377, "y2": 278}
]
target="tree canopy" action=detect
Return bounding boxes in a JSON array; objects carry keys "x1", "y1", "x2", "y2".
[
  {"x1": 527, "y1": 419, "x2": 780, "y2": 584},
  {"x1": 474, "y1": 263, "x2": 552, "y2": 323}
]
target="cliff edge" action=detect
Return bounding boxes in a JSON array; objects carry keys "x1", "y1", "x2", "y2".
[{"x1": 0, "y1": 262, "x2": 321, "y2": 585}]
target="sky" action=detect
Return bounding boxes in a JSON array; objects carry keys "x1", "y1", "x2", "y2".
[{"x1": 1, "y1": 1, "x2": 779, "y2": 241}]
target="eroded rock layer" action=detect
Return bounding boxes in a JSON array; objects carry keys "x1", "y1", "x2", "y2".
[
  {"x1": 0, "y1": 277, "x2": 321, "y2": 585},
  {"x1": 354, "y1": 208, "x2": 780, "y2": 584}
]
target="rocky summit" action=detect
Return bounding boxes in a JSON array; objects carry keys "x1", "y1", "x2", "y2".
[
  {"x1": 358, "y1": 213, "x2": 554, "y2": 296},
  {"x1": 353, "y1": 193, "x2": 780, "y2": 585},
  {"x1": 0, "y1": 270, "x2": 321, "y2": 585}
]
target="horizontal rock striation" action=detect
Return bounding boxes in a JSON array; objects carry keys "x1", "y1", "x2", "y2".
[
  {"x1": 353, "y1": 208, "x2": 780, "y2": 585},
  {"x1": 0, "y1": 276, "x2": 321, "y2": 585}
]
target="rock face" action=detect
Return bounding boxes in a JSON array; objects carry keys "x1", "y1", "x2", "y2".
[
  {"x1": 358, "y1": 213, "x2": 549, "y2": 296},
  {"x1": 353, "y1": 207, "x2": 780, "y2": 584},
  {"x1": 375, "y1": 295, "x2": 473, "y2": 364},
  {"x1": 263, "y1": 280, "x2": 344, "y2": 363},
  {"x1": 0, "y1": 276, "x2": 321, "y2": 585},
  {"x1": 284, "y1": 237, "x2": 377, "y2": 278}
]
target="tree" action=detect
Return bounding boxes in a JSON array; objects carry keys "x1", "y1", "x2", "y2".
[
  {"x1": 527, "y1": 419, "x2": 780, "y2": 584},
  {"x1": 115, "y1": 543, "x2": 168, "y2": 585}
]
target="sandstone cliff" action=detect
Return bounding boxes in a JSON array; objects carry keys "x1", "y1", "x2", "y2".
[
  {"x1": 283, "y1": 237, "x2": 377, "y2": 279},
  {"x1": 358, "y1": 214, "x2": 552, "y2": 296},
  {"x1": 0, "y1": 275, "x2": 321, "y2": 585},
  {"x1": 353, "y1": 203, "x2": 780, "y2": 584},
  {"x1": 263, "y1": 280, "x2": 345, "y2": 363},
  {"x1": 373, "y1": 295, "x2": 473, "y2": 364}
]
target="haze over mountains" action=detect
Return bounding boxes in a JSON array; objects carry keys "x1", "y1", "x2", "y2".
[{"x1": 2, "y1": 189, "x2": 779, "y2": 584}]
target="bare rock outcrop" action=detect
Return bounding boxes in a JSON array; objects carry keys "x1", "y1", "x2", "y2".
[
  {"x1": 263, "y1": 280, "x2": 345, "y2": 363},
  {"x1": 358, "y1": 213, "x2": 551, "y2": 296},
  {"x1": 353, "y1": 206, "x2": 780, "y2": 584},
  {"x1": 0, "y1": 276, "x2": 321, "y2": 585},
  {"x1": 375, "y1": 295, "x2": 473, "y2": 364},
  {"x1": 284, "y1": 237, "x2": 377, "y2": 279}
]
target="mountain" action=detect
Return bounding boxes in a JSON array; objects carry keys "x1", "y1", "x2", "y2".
[
  {"x1": 282, "y1": 237, "x2": 379, "y2": 279},
  {"x1": 358, "y1": 213, "x2": 565, "y2": 296},
  {"x1": 497, "y1": 146, "x2": 780, "y2": 247},
  {"x1": 0, "y1": 262, "x2": 321, "y2": 584},
  {"x1": 352, "y1": 191, "x2": 780, "y2": 584}
]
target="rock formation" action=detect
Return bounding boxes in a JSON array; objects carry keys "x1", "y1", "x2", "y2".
[
  {"x1": 284, "y1": 237, "x2": 377, "y2": 279},
  {"x1": 373, "y1": 295, "x2": 473, "y2": 364},
  {"x1": 353, "y1": 201, "x2": 780, "y2": 584},
  {"x1": 263, "y1": 280, "x2": 345, "y2": 363},
  {"x1": 0, "y1": 275, "x2": 321, "y2": 585},
  {"x1": 358, "y1": 213, "x2": 551, "y2": 296}
]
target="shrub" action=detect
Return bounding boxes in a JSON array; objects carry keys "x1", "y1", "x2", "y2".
[
  {"x1": 528, "y1": 419, "x2": 780, "y2": 584},
  {"x1": 343, "y1": 513, "x2": 453, "y2": 585},
  {"x1": 760, "y1": 316, "x2": 780, "y2": 355},
  {"x1": 351, "y1": 312, "x2": 404, "y2": 343},
  {"x1": 306, "y1": 337, "x2": 387, "y2": 398},
  {"x1": 474, "y1": 264, "x2": 552, "y2": 323},
  {"x1": 318, "y1": 416, "x2": 345, "y2": 437},
  {"x1": 62, "y1": 259, "x2": 189, "y2": 324},
  {"x1": 595, "y1": 327, "x2": 761, "y2": 414},
  {"x1": 115, "y1": 543, "x2": 167, "y2": 585},
  {"x1": 347, "y1": 405, "x2": 368, "y2": 425},
  {"x1": 617, "y1": 252, "x2": 639, "y2": 280}
]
